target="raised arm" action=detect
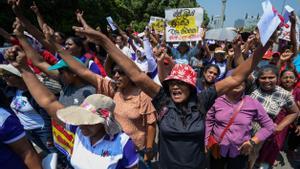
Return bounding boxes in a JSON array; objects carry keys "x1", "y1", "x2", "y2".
[
  {"x1": 75, "y1": 10, "x2": 90, "y2": 30},
  {"x1": 73, "y1": 26, "x2": 161, "y2": 98},
  {"x1": 114, "y1": 23, "x2": 130, "y2": 42},
  {"x1": 277, "y1": 50, "x2": 294, "y2": 70},
  {"x1": 215, "y1": 32, "x2": 271, "y2": 96},
  {"x1": 7, "y1": 45, "x2": 64, "y2": 123},
  {"x1": 13, "y1": 19, "x2": 60, "y2": 79},
  {"x1": 143, "y1": 30, "x2": 157, "y2": 73},
  {"x1": 9, "y1": 0, "x2": 56, "y2": 53},
  {"x1": 126, "y1": 26, "x2": 144, "y2": 48},
  {"x1": 149, "y1": 32, "x2": 159, "y2": 47},
  {"x1": 42, "y1": 24, "x2": 99, "y2": 88},
  {"x1": 156, "y1": 49, "x2": 174, "y2": 82},
  {"x1": 290, "y1": 12, "x2": 297, "y2": 58},
  {"x1": 233, "y1": 35, "x2": 247, "y2": 67},
  {"x1": 30, "y1": 1, "x2": 46, "y2": 31},
  {"x1": 0, "y1": 27, "x2": 12, "y2": 42}
]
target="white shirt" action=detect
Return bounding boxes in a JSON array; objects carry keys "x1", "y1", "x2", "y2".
[
  {"x1": 135, "y1": 59, "x2": 149, "y2": 72},
  {"x1": 116, "y1": 45, "x2": 133, "y2": 59},
  {"x1": 71, "y1": 128, "x2": 138, "y2": 169},
  {"x1": 10, "y1": 90, "x2": 45, "y2": 130}
]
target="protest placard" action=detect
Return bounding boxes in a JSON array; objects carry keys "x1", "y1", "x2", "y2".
[
  {"x1": 257, "y1": 0, "x2": 281, "y2": 46},
  {"x1": 279, "y1": 6, "x2": 300, "y2": 46},
  {"x1": 165, "y1": 8, "x2": 203, "y2": 42},
  {"x1": 149, "y1": 16, "x2": 165, "y2": 35},
  {"x1": 106, "y1": 16, "x2": 117, "y2": 31}
]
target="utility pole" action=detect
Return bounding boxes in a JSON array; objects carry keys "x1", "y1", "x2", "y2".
[{"x1": 220, "y1": 0, "x2": 227, "y2": 28}]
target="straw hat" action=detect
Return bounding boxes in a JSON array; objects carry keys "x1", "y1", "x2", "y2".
[{"x1": 57, "y1": 94, "x2": 121, "y2": 136}]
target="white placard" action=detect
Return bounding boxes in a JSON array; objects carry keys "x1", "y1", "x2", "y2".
[
  {"x1": 257, "y1": 0, "x2": 281, "y2": 46},
  {"x1": 283, "y1": 5, "x2": 295, "y2": 23},
  {"x1": 106, "y1": 16, "x2": 117, "y2": 31}
]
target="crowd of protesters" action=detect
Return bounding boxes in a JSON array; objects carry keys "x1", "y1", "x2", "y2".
[{"x1": 0, "y1": 0, "x2": 300, "y2": 169}]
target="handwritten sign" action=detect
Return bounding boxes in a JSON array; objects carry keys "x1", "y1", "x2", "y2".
[
  {"x1": 165, "y1": 8, "x2": 203, "y2": 42},
  {"x1": 278, "y1": 6, "x2": 300, "y2": 45},
  {"x1": 149, "y1": 16, "x2": 165, "y2": 35}
]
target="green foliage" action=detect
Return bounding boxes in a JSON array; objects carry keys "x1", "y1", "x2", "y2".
[{"x1": 0, "y1": 0, "x2": 209, "y2": 37}]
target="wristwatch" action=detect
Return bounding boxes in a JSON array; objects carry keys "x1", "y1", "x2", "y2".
[{"x1": 249, "y1": 139, "x2": 256, "y2": 146}]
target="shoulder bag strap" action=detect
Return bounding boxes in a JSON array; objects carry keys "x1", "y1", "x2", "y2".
[{"x1": 219, "y1": 98, "x2": 245, "y2": 142}]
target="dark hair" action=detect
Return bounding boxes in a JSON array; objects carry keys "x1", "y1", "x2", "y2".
[
  {"x1": 256, "y1": 64, "x2": 279, "y2": 79},
  {"x1": 203, "y1": 64, "x2": 220, "y2": 76},
  {"x1": 280, "y1": 69, "x2": 298, "y2": 78},
  {"x1": 67, "y1": 36, "x2": 86, "y2": 55},
  {"x1": 255, "y1": 64, "x2": 279, "y2": 87},
  {"x1": 55, "y1": 31, "x2": 66, "y2": 40}
]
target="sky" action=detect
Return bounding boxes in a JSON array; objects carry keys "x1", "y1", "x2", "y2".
[{"x1": 197, "y1": 0, "x2": 300, "y2": 27}]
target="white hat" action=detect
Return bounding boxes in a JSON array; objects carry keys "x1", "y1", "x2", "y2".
[
  {"x1": 0, "y1": 64, "x2": 21, "y2": 77},
  {"x1": 57, "y1": 94, "x2": 121, "y2": 136}
]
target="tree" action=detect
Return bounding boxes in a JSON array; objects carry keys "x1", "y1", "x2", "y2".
[{"x1": 0, "y1": 0, "x2": 209, "y2": 43}]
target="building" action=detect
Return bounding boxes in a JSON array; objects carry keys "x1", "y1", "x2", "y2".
[
  {"x1": 234, "y1": 19, "x2": 245, "y2": 28},
  {"x1": 209, "y1": 15, "x2": 222, "y2": 29},
  {"x1": 244, "y1": 14, "x2": 260, "y2": 31}
]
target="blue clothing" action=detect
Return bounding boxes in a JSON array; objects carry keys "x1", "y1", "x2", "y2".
[
  {"x1": 171, "y1": 46, "x2": 200, "y2": 64},
  {"x1": 55, "y1": 54, "x2": 101, "y2": 75},
  {"x1": 79, "y1": 56, "x2": 101, "y2": 75},
  {"x1": 0, "y1": 108, "x2": 27, "y2": 169},
  {"x1": 0, "y1": 47, "x2": 8, "y2": 64},
  {"x1": 293, "y1": 53, "x2": 300, "y2": 73},
  {"x1": 10, "y1": 90, "x2": 55, "y2": 154},
  {"x1": 204, "y1": 58, "x2": 227, "y2": 81}
]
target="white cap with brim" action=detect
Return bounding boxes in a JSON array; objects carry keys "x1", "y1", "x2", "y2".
[
  {"x1": 0, "y1": 64, "x2": 21, "y2": 77},
  {"x1": 57, "y1": 106, "x2": 106, "y2": 125},
  {"x1": 214, "y1": 47, "x2": 226, "y2": 54}
]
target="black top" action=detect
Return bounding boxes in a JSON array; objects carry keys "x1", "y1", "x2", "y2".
[{"x1": 152, "y1": 86, "x2": 217, "y2": 169}]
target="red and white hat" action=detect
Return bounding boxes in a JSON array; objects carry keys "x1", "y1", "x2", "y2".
[{"x1": 164, "y1": 64, "x2": 197, "y2": 88}]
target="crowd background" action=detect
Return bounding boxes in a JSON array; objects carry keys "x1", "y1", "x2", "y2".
[{"x1": 0, "y1": 0, "x2": 300, "y2": 169}]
